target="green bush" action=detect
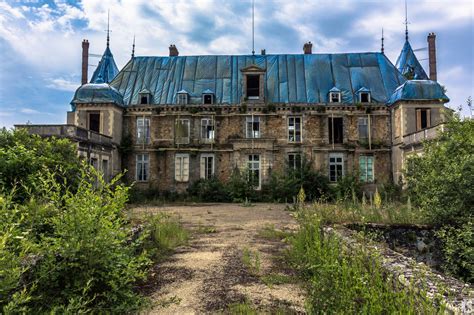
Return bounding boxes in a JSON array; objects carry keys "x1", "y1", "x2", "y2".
[
  {"x1": 0, "y1": 169, "x2": 151, "y2": 313},
  {"x1": 187, "y1": 177, "x2": 230, "y2": 202}
]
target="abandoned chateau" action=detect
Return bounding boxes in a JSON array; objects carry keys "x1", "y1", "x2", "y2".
[{"x1": 19, "y1": 30, "x2": 449, "y2": 194}]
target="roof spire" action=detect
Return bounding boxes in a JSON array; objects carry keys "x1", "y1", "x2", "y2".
[
  {"x1": 131, "y1": 35, "x2": 135, "y2": 58},
  {"x1": 106, "y1": 10, "x2": 110, "y2": 47},
  {"x1": 251, "y1": 0, "x2": 255, "y2": 55},
  {"x1": 381, "y1": 28, "x2": 385, "y2": 54},
  {"x1": 404, "y1": 0, "x2": 409, "y2": 41}
]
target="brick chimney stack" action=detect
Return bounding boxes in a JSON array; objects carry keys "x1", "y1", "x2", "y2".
[
  {"x1": 169, "y1": 44, "x2": 179, "y2": 57},
  {"x1": 81, "y1": 39, "x2": 89, "y2": 85},
  {"x1": 303, "y1": 41, "x2": 312, "y2": 54},
  {"x1": 427, "y1": 33, "x2": 437, "y2": 81}
]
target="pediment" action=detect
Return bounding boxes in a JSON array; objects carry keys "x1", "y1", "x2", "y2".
[{"x1": 240, "y1": 64, "x2": 266, "y2": 73}]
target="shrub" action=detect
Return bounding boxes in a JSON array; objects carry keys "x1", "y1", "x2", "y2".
[{"x1": 187, "y1": 177, "x2": 230, "y2": 202}]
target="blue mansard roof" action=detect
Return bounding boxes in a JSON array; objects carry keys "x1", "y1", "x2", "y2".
[
  {"x1": 395, "y1": 41, "x2": 429, "y2": 80},
  {"x1": 90, "y1": 46, "x2": 119, "y2": 84},
  {"x1": 109, "y1": 52, "x2": 407, "y2": 106},
  {"x1": 388, "y1": 80, "x2": 449, "y2": 105}
]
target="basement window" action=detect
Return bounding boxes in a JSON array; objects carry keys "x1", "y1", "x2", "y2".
[
  {"x1": 328, "y1": 117, "x2": 343, "y2": 144},
  {"x1": 246, "y1": 75, "x2": 260, "y2": 100}
]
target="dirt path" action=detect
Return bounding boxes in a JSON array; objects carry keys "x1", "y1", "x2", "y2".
[{"x1": 132, "y1": 203, "x2": 306, "y2": 314}]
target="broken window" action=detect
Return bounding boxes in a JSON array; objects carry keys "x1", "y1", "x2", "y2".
[
  {"x1": 328, "y1": 117, "x2": 343, "y2": 144},
  {"x1": 358, "y1": 117, "x2": 369, "y2": 141},
  {"x1": 288, "y1": 117, "x2": 302, "y2": 142},
  {"x1": 88, "y1": 112, "x2": 100, "y2": 133},
  {"x1": 136, "y1": 154, "x2": 149, "y2": 181},
  {"x1": 175, "y1": 119, "x2": 190, "y2": 144},
  {"x1": 329, "y1": 153, "x2": 344, "y2": 182},
  {"x1": 416, "y1": 109, "x2": 431, "y2": 130},
  {"x1": 201, "y1": 118, "x2": 215, "y2": 141},
  {"x1": 175, "y1": 154, "x2": 189, "y2": 182},
  {"x1": 246, "y1": 116, "x2": 260, "y2": 138},
  {"x1": 200, "y1": 154, "x2": 215, "y2": 179},
  {"x1": 137, "y1": 117, "x2": 151, "y2": 144},
  {"x1": 330, "y1": 92, "x2": 341, "y2": 103},
  {"x1": 359, "y1": 155, "x2": 374, "y2": 183},
  {"x1": 140, "y1": 95, "x2": 148, "y2": 104},
  {"x1": 203, "y1": 94, "x2": 213, "y2": 104},
  {"x1": 246, "y1": 75, "x2": 260, "y2": 99},
  {"x1": 248, "y1": 154, "x2": 261, "y2": 189},
  {"x1": 359, "y1": 92, "x2": 370, "y2": 103},
  {"x1": 288, "y1": 153, "x2": 302, "y2": 170}
]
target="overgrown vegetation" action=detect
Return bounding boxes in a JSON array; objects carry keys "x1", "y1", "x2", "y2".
[
  {"x1": 405, "y1": 116, "x2": 473, "y2": 283},
  {"x1": 0, "y1": 129, "x2": 188, "y2": 313},
  {"x1": 288, "y1": 209, "x2": 444, "y2": 313}
]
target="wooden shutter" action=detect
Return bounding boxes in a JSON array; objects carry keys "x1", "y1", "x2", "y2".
[{"x1": 200, "y1": 156, "x2": 205, "y2": 179}]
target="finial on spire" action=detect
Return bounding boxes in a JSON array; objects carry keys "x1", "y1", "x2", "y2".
[
  {"x1": 106, "y1": 10, "x2": 110, "y2": 47},
  {"x1": 404, "y1": 0, "x2": 409, "y2": 41},
  {"x1": 381, "y1": 28, "x2": 385, "y2": 54},
  {"x1": 131, "y1": 35, "x2": 135, "y2": 58},
  {"x1": 252, "y1": 0, "x2": 255, "y2": 56}
]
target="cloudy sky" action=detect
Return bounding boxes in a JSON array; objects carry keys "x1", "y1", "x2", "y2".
[{"x1": 0, "y1": 0, "x2": 472, "y2": 128}]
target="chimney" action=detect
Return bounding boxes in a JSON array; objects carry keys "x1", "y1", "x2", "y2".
[
  {"x1": 81, "y1": 39, "x2": 89, "y2": 85},
  {"x1": 427, "y1": 33, "x2": 437, "y2": 81},
  {"x1": 169, "y1": 44, "x2": 179, "y2": 56},
  {"x1": 303, "y1": 41, "x2": 312, "y2": 54}
]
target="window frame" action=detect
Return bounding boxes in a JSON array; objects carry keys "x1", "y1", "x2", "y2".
[
  {"x1": 328, "y1": 153, "x2": 344, "y2": 183},
  {"x1": 136, "y1": 153, "x2": 150, "y2": 182},
  {"x1": 177, "y1": 92, "x2": 189, "y2": 105},
  {"x1": 200, "y1": 118, "x2": 215, "y2": 142},
  {"x1": 202, "y1": 93, "x2": 214, "y2": 105},
  {"x1": 288, "y1": 153, "x2": 302, "y2": 170},
  {"x1": 88, "y1": 111, "x2": 101, "y2": 133},
  {"x1": 175, "y1": 118, "x2": 190, "y2": 144},
  {"x1": 200, "y1": 154, "x2": 215, "y2": 179},
  {"x1": 416, "y1": 108, "x2": 431, "y2": 130},
  {"x1": 136, "y1": 116, "x2": 151, "y2": 144},
  {"x1": 328, "y1": 117, "x2": 344, "y2": 144},
  {"x1": 288, "y1": 116, "x2": 302, "y2": 143},
  {"x1": 246, "y1": 116, "x2": 261, "y2": 139},
  {"x1": 359, "y1": 92, "x2": 371, "y2": 103},
  {"x1": 359, "y1": 155, "x2": 374, "y2": 183},
  {"x1": 329, "y1": 92, "x2": 341, "y2": 103},
  {"x1": 246, "y1": 74, "x2": 260, "y2": 100},
  {"x1": 358, "y1": 117, "x2": 369, "y2": 141},
  {"x1": 175, "y1": 153, "x2": 190, "y2": 182},
  {"x1": 247, "y1": 154, "x2": 261, "y2": 190}
]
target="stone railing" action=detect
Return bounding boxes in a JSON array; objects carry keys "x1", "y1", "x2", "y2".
[
  {"x1": 15, "y1": 124, "x2": 113, "y2": 146},
  {"x1": 403, "y1": 124, "x2": 445, "y2": 147}
]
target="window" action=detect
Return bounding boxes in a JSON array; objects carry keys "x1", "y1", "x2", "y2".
[
  {"x1": 329, "y1": 153, "x2": 344, "y2": 182},
  {"x1": 139, "y1": 89, "x2": 152, "y2": 104},
  {"x1": 175, "y1": 119, "x2": 190, "y2": 144},
  {"x1": 201, "y1": 118, "x2": 215, "y2": 141},
  {"x1": 288, "y1": 153, "x2": 302, "y2": 170},
  {"x1": 175, "y1": 154, "x2": 189, "y2": 182},
  {"x1": 329, "y1": 92, "x2": 341, "y2": 103},
  {"x1": 246, "y1": 116, "x2": 260, "y2": 138},
  {"x1": 136, "y1": 154, "x2": 149, "y2": 182},
  {"x1": 140, "y1": 95, "x2": 148, "y2": 104},
  {"x1": 137, "y1": 117, "x2": 151, "y2": 144},
  {"x1": 88, "y1": 112, "x2": 100, "y2": 133},
  {"x1": 359, "y1": 155, "x2": 374, "y2": 183},
  {"x1": 203, "y1": 94, "x2": 213, "y2": 104},
  {"x1": 248, "y1": 154, "x2": 261, "y2": 189},
  {"x1": 200, "y1": 154, "x2": 215, "y2": 179},
  {"x1": 328, "y1": 117, "x2": 343, "y2": 144},
  {"x1": 358, "y1": 117, "x2": 369, "y2": 141},
  {"x1": 359, "y1": 92, "x2": 371, "y2": 103},
  {"x1": 90, "y1": 157, "x2": 98, "y2": 170},
  {"x1": 416, "y1": 109, "x2": 431, "y2": 130},
  {"x1": 177, "y1": 92, "x2": 188, "y2": 105},
  {"x1": 102, "y1": 159, "x2": 108, "y2": 180},
  {"x1": 288, "y1": 117, "x2": 302, "y2": 142},
  {"x1": 246, "y1": 75, "x2": 260, "y2": 99}
]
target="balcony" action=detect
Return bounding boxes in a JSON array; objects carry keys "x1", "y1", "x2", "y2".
[
  {"x1": 402, "y1": 124, "x2": 444, "y2": 148},
  {"x1": 15, "y1": 124, "x2": 113, "y2": 147}
]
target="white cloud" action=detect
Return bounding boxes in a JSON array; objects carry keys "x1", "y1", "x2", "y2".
[
  {"x1": 20, "y1": 108, "x2": 40, "y2": 114},
  {"x1": 47, "y1": 78, "x2": 79, "y2": 91}
]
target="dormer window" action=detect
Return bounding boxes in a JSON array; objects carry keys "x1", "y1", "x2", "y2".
[
  {"x1": 247, "y1": 75, "x2": 260, "y2": 100},
  {"x1": 202, "y1": 89, "x2": 214, "y2": 104},
  {"x1": 329, "y1": 87, "x2": 341, "y2": 103},
  {"x1": 357, "y1": 87, "x2": 371, "y2": 103},
  {"x1": 177, "y1": 90, "x2": 189, "y2": 105},
  {"x1": 139, "y1": 89, "x2": 152, "y2": 105}
]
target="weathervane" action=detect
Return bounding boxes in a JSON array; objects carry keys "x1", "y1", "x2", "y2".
[
  {"x1": 132, "y1": 35, "x2": 136, "y2": 58},
  {"x1": 106, "y1": 10, "x2": 111, "y2": 47},
  {"x1": 381, "y1": 28, "x2": 385, "y2": 54},
  {"x1": 404, "y1": 0, "x2": 409, "y2": 41}
]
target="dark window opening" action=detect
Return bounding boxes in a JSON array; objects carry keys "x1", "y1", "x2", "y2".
[
  {"x1": 140, "y1": 95, "x2": 148, "y2": 104},
  {"x1": 288, "y1": 153, "x2": 302, "y2": 170},
  {"x1": 247, "y1": 75, "x2": 260, "y2": 98},
  {"x1": 360, "y1": 92, "x2": 370, "y2": 103},
  {"x1": 420, "y1": 110, "x2": 428, "y2": 129},
  {"x1": 330, "y1": 92, "x2": 340, "y2": 103},
  {"x1": 89, "y1": 112, "x2": 100, "y2": 133},
  {"x1": 329, "y1": 117, "x2": 343, "y2": 144},
  {"x1": 203, "y1": 94, "x2": 213, "y2": 104}
]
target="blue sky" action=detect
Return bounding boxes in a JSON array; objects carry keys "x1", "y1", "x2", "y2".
[{"x1": 0, "y1": 0, "x2": 473, "y2": 128}]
